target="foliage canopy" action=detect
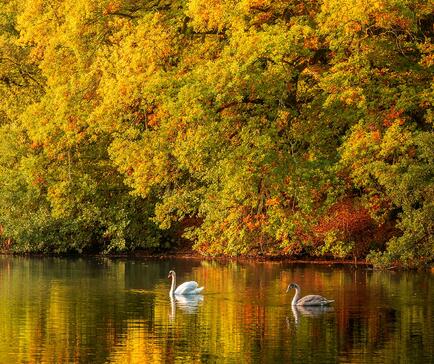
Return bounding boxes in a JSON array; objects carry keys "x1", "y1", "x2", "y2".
[{"x1": 0, "y1": 0, "x2": 432, "y2": 267}]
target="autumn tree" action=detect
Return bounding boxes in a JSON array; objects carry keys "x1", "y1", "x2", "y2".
[{"x1": 0, "y1": 0, "x2": 432, "y2": 267}]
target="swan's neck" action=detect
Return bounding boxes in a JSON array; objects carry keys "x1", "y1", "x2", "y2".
[
  {"x1": 292, "y1": 286, "x2": 301, "y2": 306},
  {"x1": 169, "y1": 274, "x2": 176, "y2": 296}
]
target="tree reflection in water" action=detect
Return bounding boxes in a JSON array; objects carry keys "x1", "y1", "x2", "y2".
[{"x1": 0, "y1": 257, "x2": 432, "y2": 364}]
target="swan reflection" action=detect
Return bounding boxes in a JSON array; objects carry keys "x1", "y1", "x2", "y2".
[
  {"x1": 170, "y1": 294, "x2": 204, "y2": 319},
  {"x1": 291, "y1": 304, "x2": 334, "y2": 325}
]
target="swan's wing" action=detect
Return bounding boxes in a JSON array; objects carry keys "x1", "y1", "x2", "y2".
[
  {"x1": 175, "y1": 294, "x2": 204, "y2": 305},
  {"x1": 297, "y1": 294, "x2": 334, "y2": 306},
  {"x1": 296, "y1": 305, "x2": 334, "y2": 316},
  {"x1": 174, "y1": 281, "x2": 199, "y2": 295}
]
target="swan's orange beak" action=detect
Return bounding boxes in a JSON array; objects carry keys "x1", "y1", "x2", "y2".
[{"x1": 168, "y1": 273, "x2": 171, "y2": 278}]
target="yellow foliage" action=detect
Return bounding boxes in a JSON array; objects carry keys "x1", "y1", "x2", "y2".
[{"x1": 186, "y1": 0, "x2": 239, "y2": 32}]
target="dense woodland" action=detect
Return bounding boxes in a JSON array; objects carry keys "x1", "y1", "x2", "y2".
[{"x1": 0, "y1": 0, "x2": 432, "y2": 267}]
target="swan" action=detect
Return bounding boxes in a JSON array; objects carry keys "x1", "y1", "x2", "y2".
[
  {"x1": 286, "y1": 282, "x2": 334, "y2": 306},
  {"x1": 168, "y1": 270, "x2": 204, "y2": 296}
]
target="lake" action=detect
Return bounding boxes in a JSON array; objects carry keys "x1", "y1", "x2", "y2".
[{"x1": 0, "y1": 256, "x2": 432, "y2": 363}]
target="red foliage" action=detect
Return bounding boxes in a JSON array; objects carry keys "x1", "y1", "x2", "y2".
[
  {"x1": 314, "y1": 199, "x2": 373, "y2": 237},
  {"x1": 383, "y1": 107, "x2": 404, "y2": 127},
  {"x1": 312, "y1": 198, "x2": 375, "y2": 258},
  {"x1": 281, "y1": 241, "x2": 304, "y2": 255},
  {"x1": 242, "y1": 213, "x2": 267, "y2": 231},
  {"x1": 32, "y1": 175, "x2": 46, "y2": 186}
]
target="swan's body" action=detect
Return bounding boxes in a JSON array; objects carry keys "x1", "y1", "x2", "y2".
[
  {"x1": 286, "y1": 282, "x2": 334, "y2": 306},
  {"x1": 168, "y1": 270, "x2": 204, "y2": 296}
]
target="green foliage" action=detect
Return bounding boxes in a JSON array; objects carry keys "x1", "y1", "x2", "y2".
[
  {"x1": 0, "y1": 0, "x2": 432, "y2": 266},
  {"x1": 0, "y1": 0, "x2": 166, "y2": 253}
]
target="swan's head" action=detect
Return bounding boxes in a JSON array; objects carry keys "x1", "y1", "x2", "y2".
[
  {"x1": 168, "y1": 270, "x2": 176, "y2": 279},
  {"x1": 286, "y1": 282, "x2": 300, "y2": 293}
]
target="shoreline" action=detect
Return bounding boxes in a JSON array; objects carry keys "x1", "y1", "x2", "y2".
[
  {"x1": 2, "y1": 250, "x2": 434, "y2": 270},
  {"x1": 1, "y1": 248, "x2": 373, "y2": 267},
  {"x1": 2, "y1": 242, "x2": 433, "y2": 270},
  {"x1": 131, "y1": 250, "x2": 372, "y2": 266}
]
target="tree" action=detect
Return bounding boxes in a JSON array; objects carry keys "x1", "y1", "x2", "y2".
[{"x1": 0, "y1": 0, "x2": 432, "y2": 266}]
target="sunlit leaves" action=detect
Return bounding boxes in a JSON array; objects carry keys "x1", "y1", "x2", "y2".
[{"x1": 0, "y1": 0, "x2": 432, "y2": 265}]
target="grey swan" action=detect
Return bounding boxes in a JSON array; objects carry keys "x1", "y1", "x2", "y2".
[{"x1": 286, "y1": 282, "x2": 334, "y2": 306}]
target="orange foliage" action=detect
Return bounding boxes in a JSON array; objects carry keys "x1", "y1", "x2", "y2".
[
  {"x1": 314, "y1": 199, "x2": 373, "y2": 237},
  {"x1": 303, "y1": 35, "x2": 320, "y2": 50},
  {"x1": 242, "y1": 213, "x2": 267, "y2": 231},
  {"x1": 265, "y1": 197, "x2": 280, "y2": 206},
  {"x1": 30, "y1": 141, "x2": 41, "y2": 149},
  {"x1": 253, "y1": 12, "x2": 273, "y2": 25},
  {"x1": 147, "y1": 113, "x2": 158, "y2": 127},
  {"x1": 383, "y1": 107, "x2": 404, "y2": 127},
  {"x1": 32, "y1": 176, "x2": 46, "y2": 186},
  {"x1": 103, "y1": 1, "x2": 121, "y2": 16},
  {"x1": 371, "y1": 130, "x2": 381, "y2": 142},
  {"x1": 374, "y1": 10, "x2": 411, "y2": 30},
  {"x1": 281, "y1": 241, "x2": 304, "y2": 255}
]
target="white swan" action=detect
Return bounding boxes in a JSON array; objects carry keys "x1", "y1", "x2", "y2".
[
  {"x1": 286, "y1": 282, "x2": 334, "y2": 306},
  {"x1": 168, "y1": 270, "x2": 204, "y2": 296}
]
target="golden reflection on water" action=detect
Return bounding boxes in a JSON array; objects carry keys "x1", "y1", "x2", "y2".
[{"x1": 0, "y1": 257, "x2": 432, "y2": 363}]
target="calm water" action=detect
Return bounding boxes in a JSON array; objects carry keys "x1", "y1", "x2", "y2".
[{"x1": 0, "y1": 257, "x2": 433, "y2": 364}]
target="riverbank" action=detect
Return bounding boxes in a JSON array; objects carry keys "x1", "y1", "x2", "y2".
[
  {"x1": 1, "y1": 246, "x2": 372, "y2": 266},
  {"x1": 71, "y1": 243, "x2": 376, "y2": 268},
  {"x1": 5, "y1": 244, "x2": 434, "y2": 270}
]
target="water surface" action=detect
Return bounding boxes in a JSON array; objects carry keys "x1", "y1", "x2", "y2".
[{"x1": 0, "y1": 257, "x2": 432, "y2": 363}]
